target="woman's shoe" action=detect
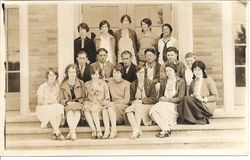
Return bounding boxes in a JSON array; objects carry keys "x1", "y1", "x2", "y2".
[
  {"x1": 65, "y1": 133, "x2": 71, "y2": 140},
  {"x1": 57, "y1": 133, "x2": 65, "y2": 141},
  {"x1": 156, "y1": 130, "x2": 170, "y2": 138},
  {"x1": 96, "y1": 131, "x2": 103, "y2": 139},
  {"x1": 102, "y1": 131, "x2": 110, "y2": 139},
  {"x1": 130, "y1": 130, "x2": 142, "y2": 139},
  {"x1": 109, "y1": 130, "x2": 117, "y2": 139},
  {"x1": 71, "y1": 132, "x2": 77, "y2": 141},
  {"x1": 51, "y1": 133, "x2": 57, "y2": 140},
  {"x1": 91, "y1": 131, "x2": 97, "y2": 139}
]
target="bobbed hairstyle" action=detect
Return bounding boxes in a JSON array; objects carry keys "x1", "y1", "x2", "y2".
[
  {"x1": 120, "y1": 14, "x2": 132, "y2": 23},
  {"x1": 165, "y1": 62, "x2": 177, "y2": 73},
  {"x1": 191, "y1": 60, "x2": 208, "y2": 79},
  {"x1": 46, "y1": 67, "x2": 59, "y2": 80},
  {"x1": 77, "y1": 22, "x2": 89, "y2": 32}
]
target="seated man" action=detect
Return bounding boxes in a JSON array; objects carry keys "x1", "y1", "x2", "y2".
[
  {"x1": 76, "y1": 50, "x2": 91, "y2": 83},
  {"x1": 119, "y1": 50, "x2": 137, "y2": 83},
  {"x1": 90, "y1": 48, "x2": 114, "y2": 82}
]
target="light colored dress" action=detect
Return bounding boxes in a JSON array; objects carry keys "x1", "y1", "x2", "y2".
[
  {"x1": 138, "y1": 31, "x2": 158, "y2": 62},
  {"x1": 84, "y1": 80, "x2": 110, "y2": 113},
  {"x1": 36, "y1": 82, "x2": 64, "y2": 128},
  {"x1": 125, "y1": 85, "x2": 153, "y2": 126},
  {"x1": 100, "y1": 35, "x2": 115, "y2": 64},
  {"x1": 149, "y1": 78, "x2": 179, "y2": 125},
  {"x1": 118, "y1": 30, "x2": 137, "y2": 65}
]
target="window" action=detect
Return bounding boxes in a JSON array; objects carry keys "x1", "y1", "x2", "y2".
[
  {"x1": 5, "y1": 6, "x2": 20, "y2": 92},
  {"x1": 232, "y1": 2, "x2": 246, "y2": 87}
]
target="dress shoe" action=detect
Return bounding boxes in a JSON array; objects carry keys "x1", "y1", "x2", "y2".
[
  {"x1": 130, "y1": 130, "x2": 142, "y2": 139},
  {"x1": 109, "y1": 130, "x2": 117, "y2": 139},
  {"x1": 71, "y1": 132, "x2": 77, "y2": 141},
  {"x1": 102, "y1": 131, "x2": 110, "y2": 139},
  {"x1": 91, "y1": 131, "x2": 97, "y2": 139},
  {"x1": 57, "y1": 133, "x2": 65, "y2": 141},
  {"x1": 156, "y1": 130, "x2": 171, "y2": 138},
  {"x1": 96, "y1": 131, "x2": 103, "y2": 139},
  {"x1": 65, "y1": 133, "x2": 71, "y2": 140},
  {"x1": 51, "y1": 133, "x2": 57, "y2": 140}
]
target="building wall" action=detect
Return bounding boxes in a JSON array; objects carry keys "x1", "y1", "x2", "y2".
[
  {"x1": 28, "y1": 5, "x2": 58, "y2": 110},
  {"x1": 193, "y1": 3, "x2": 224, "y2": 106}
]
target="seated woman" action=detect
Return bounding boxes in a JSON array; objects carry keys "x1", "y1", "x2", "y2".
[
  {"x1": 84, "y1": 66, "x2": 110, "y2": 139},
  {"x1": 102, "y1": 64, "x2": 130, "y2": 139},
  {"x1": 177, "y1": 60, "x2": 218, "y2": 125},
  {"x1": 125, "y1": 65, "x2": 157, "y2": 139},
  {"x1": 59, "y1": 64, "x2": 86, "y2": 141},
  {"x1": 149, "y1": 63, "x2": 185, "y2": 138},
  {"x1": 36, "y1": 68, "x2": 65, "y2": 141}
]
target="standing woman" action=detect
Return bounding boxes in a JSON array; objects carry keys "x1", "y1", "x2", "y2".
[
  {"x1": 158, "y1": 23, "x2": 177, "y2": 65},
  {"x1": 177, "y1": 61, "x2": 218, "y2": 124},
  {"x1": 125, "y1": 65, "x2": 157, "y2": 139},
  {"x1": 114, "y1": 14, "x2": 138, "y2": 65},
  {"x1": 102, "y1": 64, "x2": 130, "y2": 139},
  {"x1": 94, "y1": 20, "x2": 116, "y2": 64},
  {"x1": 137, "y1": 18, "x2": 158, "y2": 63},
  {"x1": 36, "y1": 68, "x2": 65, "y2": 140},
  {"x1": 59, "y1": 64, "x2": 86, "y2": 140},
  {"x1": 84, "y1": 66, "x2": 110, "y2": 139},
  {"x1": 149, "y1": 63, "x2": 185, "y2": 138}
]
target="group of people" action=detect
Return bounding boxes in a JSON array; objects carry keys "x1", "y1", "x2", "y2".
[{"x1": 36, "y1": 14, "x2": 218, "y2": 141}]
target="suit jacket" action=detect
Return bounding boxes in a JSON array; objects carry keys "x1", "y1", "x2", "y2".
[
  {"x1": 90, "y1": 61, "x2": 114, "y2": 79},
  {"x1": 74, "y1": 36, "x2": 96, "y2": 64},
  {"x1": 119, "y1": 62, "x2": 137, "y2": 83},
  {"x1": 77, "y1": 63, "x2": 92, "y2": 83},
  {"x1": 145, "y1": 62, "x2": 163, "y2": 84},
  {"x1": 130, "y1": 79, "x2": 157, "y2": 105},
  {"x1": 159, "y1": 76, "x2": 185, "y2": 103}
]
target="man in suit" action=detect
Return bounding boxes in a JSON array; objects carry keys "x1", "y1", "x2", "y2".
[
  {"x1": 90, "y1": 48, "x2": 114, "y2": 82},
  {"x1": 119, "y1": 50, "x2": 137, "y2": 83},
  {"x1": 144, "y1": 48, "x2": 165, "y2": 96},
  {"x1": 76, "y1": 50, "x2": 91, "y2": 83},
  {"x1": 74, "y1": 22, "x2": 96, "y2": 64}
]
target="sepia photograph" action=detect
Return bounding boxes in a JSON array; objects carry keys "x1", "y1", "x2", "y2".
[{"x1": 0, "y1": 0, "x2": 248, "y2": 156}]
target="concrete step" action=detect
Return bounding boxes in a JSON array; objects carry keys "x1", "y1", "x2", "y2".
[
  {"x1": 5, "y1": 109, "x2": 246, "y2": 124},
  {"x1": 6, "y1": 133, "x2": 247, "y2": 150},
  {"x1": 6, "y1": 119, "x2": 246, "y2": 135}
]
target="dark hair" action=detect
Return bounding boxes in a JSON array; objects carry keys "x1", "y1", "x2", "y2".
[
  {"x1": 163, "y1": 47, "x2": 179, "y2": 62},
  {"x1": 96, "y1": 48, "x2": 108, "y2": 55},
  {"x1": 46, "y1": 67, "x2": 59, "y2": 80},
  {"x1": 141, "y1": 18, "x2": 152, "y2": 32},
  {"x1": 165, "y1": 62, "x2": 177, "y2": 73},
  {"x1": 90, "y1": 65, "x2": 101, "y2": 75},
  {"x1": 62, "y1": 64, "x2": 80, "y2": 83},
  {"x1": 185, "y1": 52, "x2": 195, "y2": 59},
  {"x1": 162, "y1": 23, "x2": 173, "y2": 33},
  {"x1": 121, "y1": 50, "x2": 132, "y2": 58},
  {"x1": 160, "y1": 23, "x2": 173, "y2": 38},
  {"x1": 144, "y1": 48, "x2": 157, "y2": 55},
  {"x1": 77, "y1": 22, "x2": 89, "y2": 32},
  {"x1": 120, "y1": 14, "x2": 132, "y2": 23},
  {"x1": 136, "y1": 63, "x2": 145, "y2": 73},
  {"x1": 191, "y1": 60, "x2": 208, "y2": 79},
  {"x1": 113, "y1": 64, "x2": 123, "y2": 72},
  {"x1": 76, "y1": 50, "x2": 88, "y2": 58},
  {"x1": 99, "y1": 20, "x2": 110, "y2": 30}
]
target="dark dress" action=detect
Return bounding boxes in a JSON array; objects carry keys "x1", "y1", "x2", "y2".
[
  {"x1": 74, "y1": 36, "x2": 96, "y2": 64},
  {"x1": 177, "y1": 77, "x2": 218, "y2": 124}
]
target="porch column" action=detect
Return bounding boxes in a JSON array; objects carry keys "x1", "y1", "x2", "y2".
[
  {"x1": 222, "y1": 2, "x2": 235, "y2": 111},
  {"x1": 176, "y1": 2, "x2": 193, "y2": 62},
  {"x1": 20, "y1": 4, "x2": 30, "y2": 115},
  {"x1": 57, "y1": 4, "x2": 75, "y2": 82}
]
